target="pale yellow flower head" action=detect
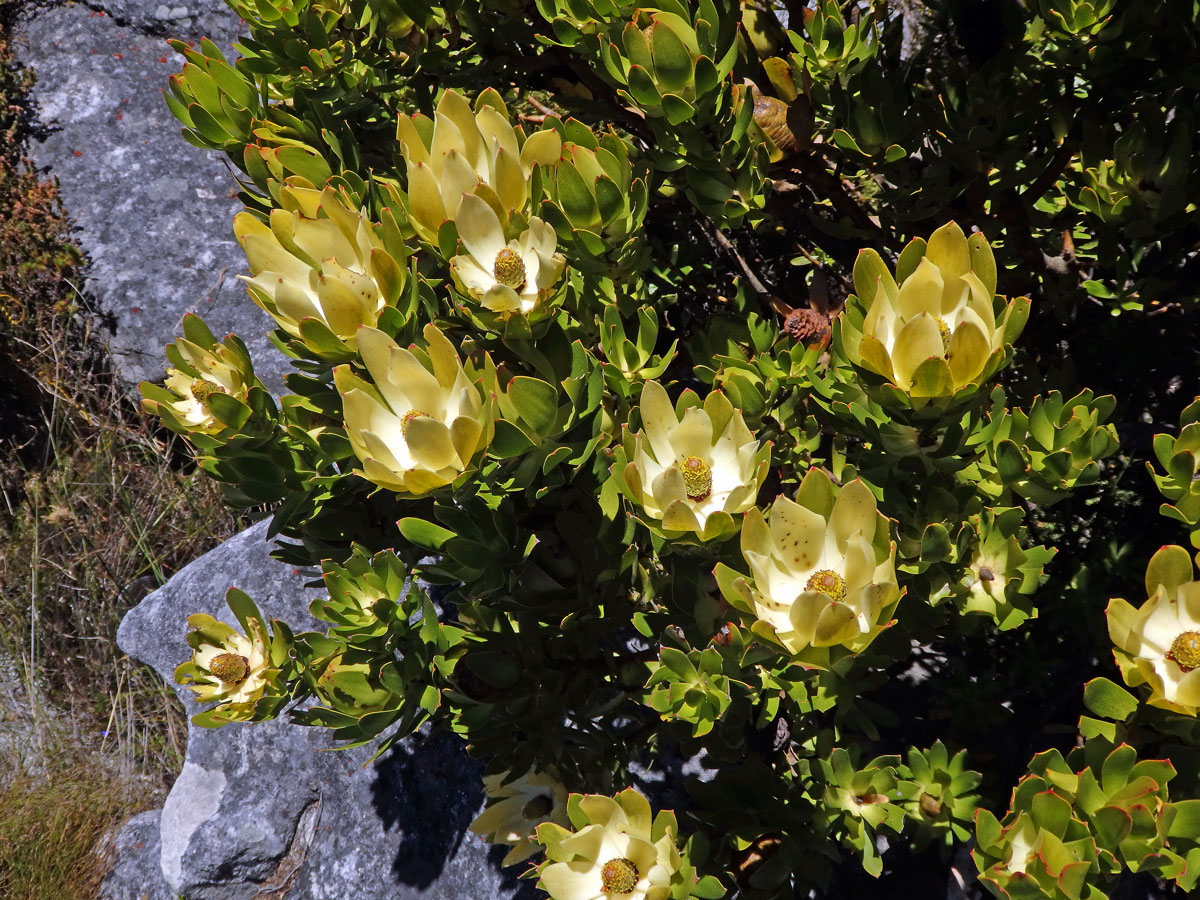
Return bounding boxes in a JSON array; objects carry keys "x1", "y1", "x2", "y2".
[
  {"x1": 189, "y1": 628, "x2": 268, "y2": 707},
  {"x1": 397, "y1": 88, "x2": 562, "y2": 244},
  {"x1": 174, "y1": 602, "x2": 278, "y2": 726},
  {"x1": 1107, "y1": 544, "x2": 1200, "y2": 715},
  {"x1": 621, "y1": 380, "x2": 770, "y2": 542},
  {"x1": 735, "y1": 468, "x2": 899, "y2": 659},
  {"x1": 537, "y1": 788, "x2": 680, "y2": 900},
  {"x1": 333, "y1": 324, "x2": 494, "y2": 496},
  {"x1": 234, "y1": 185, "x2": 394, "y2": 356},
  {"x1": 850, "y1": 222, "x2": 1027, "y2": 398},
  {"x1": 470, "y1": 769, "x2": 569, "y2": 867},
  {"x1": 449, "y1": 194, "x2": 566, "y2": 319},
  {"x1": 160, "y1": 338, "x2": 251, "y2": 434}
]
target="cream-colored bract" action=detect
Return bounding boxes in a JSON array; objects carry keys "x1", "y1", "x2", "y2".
[
  {"x1": 622, "y1": 381, "x2": 769, "y2": 542},
  {"x1": 739, "y1": 469, "x2": 898, "y2": 656},
  {"x1": 469, "y1": 770, "x2": 569, "y2": 867},
  {"x1": 397, "y1": 88, "x2": 562, "y2": 244},
  {"x1": 1000, "y1": 813, "x2": 1041, "y2": 876},
  {"x1": 161, "y1": 339, "x2": 250, "y2": 434},
  {"x1": 333, "y1": 323, "x2": 493, "y2": 496},
  {"x1": 234, "y1": 186, "x2": 389, "y2": 352},
  {"x1": 537, "y1": 790, "x2": 679, "y2": 900},
  {"x1": 849, "y1": 221, "x2": 1028, "y2": 398},
  {"x1": 1107, "y1": 545, "x2": 1200, "y2": 715},
  {"x1": 449, "y1": 194, "x2": 566, "y2": 317}
]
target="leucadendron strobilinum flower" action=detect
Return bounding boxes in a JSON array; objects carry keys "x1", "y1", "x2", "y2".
[
  {"x1": 717, "y1": 467, "x2": 900, "y2": 667},
  {"x1": 617, "y1": 380, "x2": 770, "y2": 542},
  {"x1": 839, "y1": 222, "x2": 1030, "y2": 402},
  {"x1": 396, "y1": 87, "x2": 562, "y2": 245},
  {"x1": 448, "y1": 193, "x2": 566, "y2": 320},
  {"x1": 470, "y1": 769, "x2": 570, "y2": 866},
  {"x1": 140, "y1": 313, "x2": 257, "y2": 437},
  {"x1": 1108, "y1": 544, "x2": 1200, "y2": 715},
  {"x1": 233, "y1": 184, "x2": 410, "y2": 360},
  {"x1": 175, "y1": 589, "x2": 289, "y2": 727},
  {"x1": 333, "y1": 323, "x2": 495, "y2": 496},
  {"x1": 536, "y1": 788, "x2": 683, "y2": 900}
]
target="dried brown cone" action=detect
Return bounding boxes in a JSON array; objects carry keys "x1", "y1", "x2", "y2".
[{"x1": 782, "y1": 307, "x2": 831, "y2": 347}]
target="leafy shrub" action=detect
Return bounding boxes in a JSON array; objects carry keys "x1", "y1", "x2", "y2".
[{"x1": 145, "y1": 1, "x2": 1200, "y2": 897}]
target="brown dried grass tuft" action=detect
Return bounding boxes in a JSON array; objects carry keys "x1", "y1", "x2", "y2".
[{"x1": 0, "y1": 756, "x2": 144, "y2": 900}]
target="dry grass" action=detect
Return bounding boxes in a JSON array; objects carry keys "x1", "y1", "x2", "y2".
[{"x1": 0, "y1": 754, "x2": 143, "y2": 900}]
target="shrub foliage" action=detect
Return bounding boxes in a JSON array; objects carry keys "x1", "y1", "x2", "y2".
[{"x1": 146, "y1": 1, "x2": 1200, "y2": 897}]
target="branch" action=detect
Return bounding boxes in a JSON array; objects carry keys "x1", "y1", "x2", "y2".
[
  {"x1": 785, "y1": 151, "x2": 900, "y2": 252},
  {"x1": 1020, "y1": 140, "x2": 1076, "y2": 203},
  {"x1": 710, "y1": 226, "x2": 772, "y2": 296}
]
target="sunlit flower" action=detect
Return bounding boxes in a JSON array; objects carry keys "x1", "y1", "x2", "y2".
[
  {"x1": 174, "y1": 591, "x2": 283, "y2": 725},
  {"x1": 234, "y1": 186, "x2": 396, "y2": 357},
  {"x1": 736, "y1": 468, "x2": 898, "y2": 657},
  {"x1": 621, "y1": 380, "x2": 769, "y2": 541},
  {"x1": 847, "y1": 222, "x2": 1028, "y2": 398},
  {"x1": 157, "y1": 336, "x2": 250, "y2": 434},
  {"x1": 333, "y1": 323, "x2": 493, "y2": 496},
  {"x1": 397, "y1": 88, "x2": 561, "y2": 244},
  {"x1": 1107, "y1": 544, "x2": 1200, "y2": 715},
  {"x1": 449, "y1": 194, "x2": 565, "y2": 318},
  {"x1": 537, "y1": 789, "x2": 680, "y2": 900}
]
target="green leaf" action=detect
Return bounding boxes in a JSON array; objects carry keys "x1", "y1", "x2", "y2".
[
  {"x1": 648, "y1": 18, "x2": 694, "y2": 92},
  {"x1": 831, "y1": 128, "x2": 869, "y2": 157},
  {"x1": 489, "y1": 419, "x2": 538, "y2": 458},
  {"x1": 908, "y1": 357, "x2": 953, "y2": 397},
  {"x1": 762, "y1": 57, "x2": 797, "y2": 101},
  {"x1": 1092, "y1": 805, "x2": 1133, "y2": 847},
  {"x1": 1079, "y1": 715, "x2": 1118, "y2": 742},
  {"x1": 975, "y1": 808, "x2": 1002, "y2": 848},
  {"x1": 593, "y1": 176, "x2": 625, "y2": 226},
  {"x1": 1031, "y1": 790, "x2": 1072, "y2": 837},
  {"x1": 598, "y1": 472, "x2": 621, "y2": 519},
  {"x1": 919, "y1": 522, "x2": 952, "y2": 563},
  {"x1": 895, "y1": 238, "x2": 927, "y2": 284},
  {"x1": 275, "y1": 145, "x2": 332, "y2": 185},
  {"x1": 661, "y1": 92, "x2": 697, "y2": 125},
  {"x1": 509, "y1": 376, "x2": 559, "y2": 437},
  {"x1": 626, "y1": 64, "x2": 664, "y2": 110},
  {"x1": 621, "y1": 21, "x2": 654, "y2": 73},
  {"x1": 554, "y1": 161, "x2": 600, "y2": 229},
  {"x1": 203, "y1": 56, "x2": 256, "y2": 110},
  {"x1": 1166, "y1": 800, "x2": 1200, "y2": 838},
  {"x1": 1083, "y1": 678, "x2": 1139, "y2": 722},
  {"x1": 397, "y1": 517, "x2": 456, "y2": 550},
  {"x1": 1145, "y1": 544, "x2": 1194, "y2": 599},
  {"x1": 1101, "y1": 744, "x2": 1138, "y2": 796},
  {"x1": 693, "y1": 875, "x2": 727, "y2": 899},
  {"x1": 995, "y1": 440, "x2": 1028, "y2": 484},
  {"x1": 187, "y1": 102, "x2": 235, "y2": 145}
]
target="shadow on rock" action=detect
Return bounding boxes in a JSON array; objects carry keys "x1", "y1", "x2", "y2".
[
  {"x1": 489, "y1": 844, "x2": 544, "y2": 900},
  {"x1": 371, "y1": 731, "x2": 482, "y2": 888},
  {"x1": 370, "y1": 731, "x2": 547, "y2": 898}
]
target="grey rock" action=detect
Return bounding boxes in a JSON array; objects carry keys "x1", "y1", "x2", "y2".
[
  {"x1": 116, "y1": 519, "x2": 533, "y2": 900},
  {"x1": 12, "y1": 0, "x2": 292, "y2": 396},
  {"x1": 101, "y1": 810, "x2": 177, "y2": 900}
]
